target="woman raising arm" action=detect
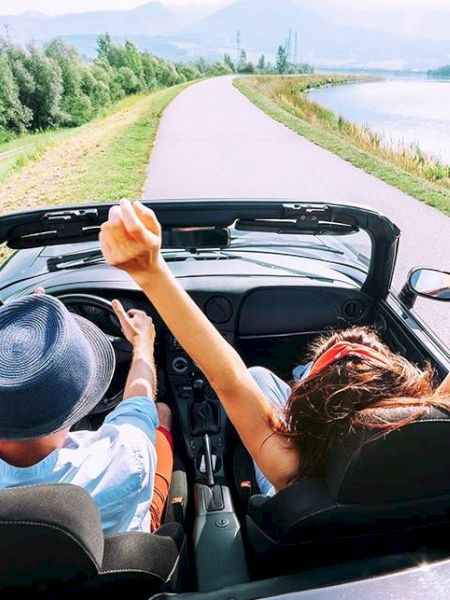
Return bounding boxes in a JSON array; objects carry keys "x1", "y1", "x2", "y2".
[
  {"x1": 101, "y1": 200, "x2": 449, "y2": 495},
  {"x1": 100, "y1": 200, "x2": 299, "y2": 492}
]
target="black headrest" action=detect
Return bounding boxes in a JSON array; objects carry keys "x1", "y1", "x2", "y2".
[
  {"x1": 326, "y1": 408, "x2": 450, "y2": 503},
  {"x1": 0, "y1": 484, "x2": 104, "y2": 590}
]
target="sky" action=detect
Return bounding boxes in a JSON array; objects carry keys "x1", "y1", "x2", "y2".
[
  {"x1": 1, "y1": 0, "x2": 450, "y2": 17},
  {"x1": 0, "y1": 0, "x2": 228, "y2": 16}
]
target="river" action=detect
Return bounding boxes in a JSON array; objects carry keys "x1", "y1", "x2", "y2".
[{"x1": 308, "y1": 78, "x2": 450, "y2": 165}]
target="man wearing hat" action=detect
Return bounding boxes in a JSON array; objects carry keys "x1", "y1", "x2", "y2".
[{"x1": 0, "y1": 290, "x2": 173, "y2": 534}]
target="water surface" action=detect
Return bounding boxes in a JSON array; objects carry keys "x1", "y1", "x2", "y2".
[{"x1": 309, "y1": 80, "x2": 450, "y2": 164}]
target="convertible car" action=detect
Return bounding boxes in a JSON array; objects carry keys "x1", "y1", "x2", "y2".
[{"x1": 0, "y1": 199, "x2": 450, "y2": 599}]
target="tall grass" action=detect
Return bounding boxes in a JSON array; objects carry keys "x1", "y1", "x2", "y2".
[{"x1": 250, "y1": 76, "x2": 450, "y2": 189}]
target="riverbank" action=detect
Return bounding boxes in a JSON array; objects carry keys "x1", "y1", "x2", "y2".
[{"x1": 234, "y1": 75, "x2": 450, "y2": 216}]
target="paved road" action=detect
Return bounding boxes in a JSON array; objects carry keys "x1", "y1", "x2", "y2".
[{"x1": 144, "y1": 77, "x2": 450, "y2": 348}]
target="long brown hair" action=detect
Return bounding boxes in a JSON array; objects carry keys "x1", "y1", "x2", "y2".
[{"x1": 282, "y1": 327, "x2": 448, "y2": 479}]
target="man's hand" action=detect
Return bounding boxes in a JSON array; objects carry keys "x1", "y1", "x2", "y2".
[
  {"x1": 112, "y1": 299, "x2": 156, "y2": 351},
  {"x1": 100, "y1": 199, "x2": 164, "y2": 283}
]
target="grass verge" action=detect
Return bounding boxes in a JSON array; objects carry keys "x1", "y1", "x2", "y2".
[
  {"x1": 50, "y1": 84, "x2": 190, "y2": 202},
  {"x1": 0, "y1": 82, "x2": 191, "y2": 215},
  {"x1": 234, "y1": 76, "x2": 450, "y2": 216}
]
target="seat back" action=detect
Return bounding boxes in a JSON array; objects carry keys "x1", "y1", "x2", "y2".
[
  {"x1": 0, "y1": 483, "x2": 186, "y2": 598},
  {"x1": 0, "y1": 484, "x2": 103, "y2": 593},
  {"x1": 246, "y1": 408, "x2": 450, "y2": 575}
]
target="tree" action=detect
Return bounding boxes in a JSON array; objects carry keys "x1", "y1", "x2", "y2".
[
  {"x1": 239, "y1": 49, "x2": 247, "y2": 68},
  {"x1": 195, "y1": 57, "x2": 208, "y2": 74},
  {"x1": 122, "y1": 40, "x2": 144, "y2": 85},
  {"x1": 96, "y1": 33, "x2": 112, "y2": 61},
  {"x1": 207, "y1": 61, "x2": 234, "y2": 76},
  {"x1": 114, "y1": 66, "x2": 141, "y2": 95},
  {"x1": 257, "y1": 54, "x2": 266, "y2": 72},
  {"x1": 45, "y1": 39, "x2": 94, "y2": 126},
  {"x1": 276, "y1": 45, "x2": 288, "y2": 74},
  {"x1": 224, "y1": 53, "x2": 235, "y2": 73},
  {"x1": 23, "y1": 47, "x2": 65, "y2": 129},
  {"x1": 0, "y1": 54, "x2": 31, "y2": 132},
  {"x1": 237, "y1": 60, "x2": 256, "y2": 74}
]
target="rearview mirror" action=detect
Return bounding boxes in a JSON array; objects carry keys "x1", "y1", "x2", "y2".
[
  {"x1": 162, "y1": 227, "x2": 230, "y2": 250},
  {"x1": 408, "y1": 268, "x2": 450, "y2": 302}
]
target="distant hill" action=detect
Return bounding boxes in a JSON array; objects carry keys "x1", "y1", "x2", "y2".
[
  {"x1": 0, "y1": 2, "x2": 182, "y2": 43},
  {"x1": 1, "y1": 0, "x2": 450, "y2": 70},
  {"x1": 177, "y1": 0, "x2": 450, "y2": 69}
]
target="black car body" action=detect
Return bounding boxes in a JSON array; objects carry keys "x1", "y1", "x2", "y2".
[{"x1": 0, "y1": 199, "x2": 450, "y2": 599}]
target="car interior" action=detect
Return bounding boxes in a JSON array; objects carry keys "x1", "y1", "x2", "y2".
[{"x1": 1, "y1": 201, "x2": 450, "y2": 599}]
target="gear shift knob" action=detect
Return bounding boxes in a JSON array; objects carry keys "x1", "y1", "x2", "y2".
[{"x1": 193, "y1": 379, "x2": 205, "y2": 402}]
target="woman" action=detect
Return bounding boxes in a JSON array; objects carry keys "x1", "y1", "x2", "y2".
[
  {"x1": 248, "y1": 325, "x2": 440, "y2": 495},
  {"x1": 100, "y1": 200, "x2": 450, "y2": 495}
]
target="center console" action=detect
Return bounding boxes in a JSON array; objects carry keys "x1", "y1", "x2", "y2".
[
  {"x1": 164, "y1": 333, "x2": 250, "y2": 592},
  {"x1": 164, "y1": 333, "x2": 227, "y2": 478}
]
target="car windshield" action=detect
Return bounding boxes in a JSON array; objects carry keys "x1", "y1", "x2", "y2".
[{"x1": 228, "y1": 227, "x2": 372, "y2": 269}]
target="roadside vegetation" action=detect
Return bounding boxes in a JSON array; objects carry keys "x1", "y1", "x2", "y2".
[
  {"x1": 0, "y1": 33, "x2": 230, "y2": 139},
  {"x1": 224, "y1": 38, "x2": 313, "y2": 76},
  {"x1": 0, "y1": 34, "x2": 233, "y2": 187},
  {"x1": 235, "y1": 75, "x2": 450, "y2": 216},
  {"x1": 428, "y1": 65, "x2": 450, "y2": 78},
  {"x1": 0, "y1": 82, "x2": 191, "y2": 217}
]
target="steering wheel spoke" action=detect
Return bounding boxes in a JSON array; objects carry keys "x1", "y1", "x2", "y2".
[{"x1": 107, "y1": 334, "x2": 133, "y2": 363}]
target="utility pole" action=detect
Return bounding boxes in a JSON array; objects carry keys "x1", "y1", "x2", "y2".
[
  {"x1": 236, "y1": 30, "x2": 241, "y2": 65},
  {"x1": 286, "y1": 28, "x2": 292, "y2": 63},
  {"x1": 294, "y1": 30, "x2": 298, "y2": 65}
]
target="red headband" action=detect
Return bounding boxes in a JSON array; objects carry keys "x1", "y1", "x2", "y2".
[{"x1": 308, "y1": 341, "x2": 391, "y2": 379}]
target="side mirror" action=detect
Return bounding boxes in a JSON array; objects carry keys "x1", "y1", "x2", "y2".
[{"x1": 399, "y1": 268, "x2": 450, "y2": 308}]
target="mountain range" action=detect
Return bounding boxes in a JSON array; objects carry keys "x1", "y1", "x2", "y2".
[{"x1": 1, "y1": 0, "x2": 450, "y2": 70}]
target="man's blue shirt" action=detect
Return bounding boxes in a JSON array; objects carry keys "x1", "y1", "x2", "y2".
[{"x1": 0, "y1": 396, "x2": 159, "y2": 534}]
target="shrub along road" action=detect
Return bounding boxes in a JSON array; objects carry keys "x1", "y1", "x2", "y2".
[{"x1": 144, "y1": 76, "x2": 450, "y2": 348}]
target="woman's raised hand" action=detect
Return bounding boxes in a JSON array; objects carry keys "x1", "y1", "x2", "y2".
[{"x1": 100, "y1": 199, "x2": 164, "y2": 283}]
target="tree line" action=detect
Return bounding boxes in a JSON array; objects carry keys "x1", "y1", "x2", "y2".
[
  {"x1": 0, "y1": 33, "x2": 233, "y2": 139},
  {"x1": 224, "y1": 44, "x2": 313, "y2": 76},
  {"x1": 427, "y1": 65, "x2": 450, "y2": 78}
]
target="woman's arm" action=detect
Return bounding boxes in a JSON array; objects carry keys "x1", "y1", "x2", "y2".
[{"x1": 100, "y1": 200, "x2": 299, "y2": 490}]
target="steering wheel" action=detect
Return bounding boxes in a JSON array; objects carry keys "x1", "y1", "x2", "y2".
[{"x1": 57, "y1": 293, "x2": 132, "y2": 414}]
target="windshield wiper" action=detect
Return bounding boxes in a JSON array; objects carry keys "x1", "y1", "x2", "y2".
[
  {"x1": 229, "y1": 241, "x2": 345, "y2": 255},
  {"x1": 47, "y1": 249, "x2": 104, "y2": 272}
]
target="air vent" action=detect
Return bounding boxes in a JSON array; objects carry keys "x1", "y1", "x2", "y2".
[
  {"x1": 205, "y1": 296, "x2": 233, "y2": 324},
  {"x1": 342, "y1": 299, "x2": 365, "y2": 321}
]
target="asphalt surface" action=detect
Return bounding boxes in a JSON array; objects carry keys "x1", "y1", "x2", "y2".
[{"x1": 144, "y1": 77, "x2": 450, "y2": 349}]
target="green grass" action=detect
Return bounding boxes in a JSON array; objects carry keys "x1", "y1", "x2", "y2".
[
  {"x1": 55, "y1": 82, "x2": 191, "y2": 202},
  {"x1": 0, "y1": 89, "x2": 177, "y2": 186},
  {"x1": 0, "y1": 82, "x2": 192, "y2": 264},
  {"x1": 234, "y1": 76, "x2": 450, "y2": 217},
  {"x1": 0, "y1": 129, "x2": 78, "y2": 182}
]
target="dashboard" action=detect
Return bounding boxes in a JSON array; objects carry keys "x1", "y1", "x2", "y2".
[{"x1": 51, "y1": 278, "x2": 374, "y2": 480}]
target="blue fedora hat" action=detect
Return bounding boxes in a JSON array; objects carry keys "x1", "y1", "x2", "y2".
[{"x1": 0, "y1": 294, "x2": 115, "y2": 439}]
